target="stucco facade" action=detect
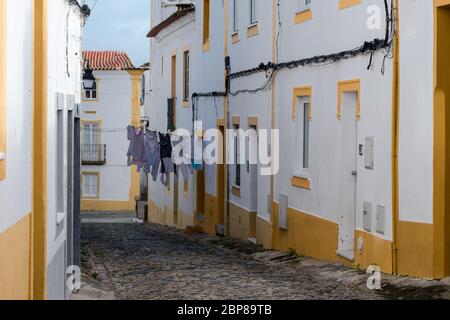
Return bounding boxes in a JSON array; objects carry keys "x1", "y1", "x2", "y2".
[
  {"x1": 146, "y1": 0, "x2": 450, "y2": 279},
  {"x1": 0, "y1": 0, "x2": 87, "y2": 300},
  {"x1": 80, "y1": 52, "x2": 145, "y2": 212}
]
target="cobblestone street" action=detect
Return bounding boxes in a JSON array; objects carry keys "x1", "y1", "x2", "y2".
[{"x1": 76, "y1": 212, "x2": 450, "y2": 300}]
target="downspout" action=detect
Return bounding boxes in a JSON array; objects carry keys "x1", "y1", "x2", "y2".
[
  {"x1": 270, "y1": 0, "x2": 278, "y2": 245},
  {"x1": 224, "y1": 0, "x2": 231, "y2": 236},
  {"x1": 391, "y1": 0, "x2": 400, "y2": 275}
]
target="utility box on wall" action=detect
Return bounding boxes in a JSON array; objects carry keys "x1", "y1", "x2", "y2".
[
  {"x1": 364, "y1": 136, "x2": 375, "y2": 170},
  {"x1": 363, "y1": 202, "x2": 373, "y2": 232},
  {"x1": 279, "y1": 194, "x2": 288, "y2": 230}
]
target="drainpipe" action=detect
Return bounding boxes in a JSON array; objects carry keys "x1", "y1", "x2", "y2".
[
  {"x1": 224, "y1": 0, "x2": 231, "y2": 237},
  {"x1": 269, "y1": 0, "x2": 279, "y2": 245},
  {"x1": 391, "y1": 0, "x2": 400, "y2": 275}
]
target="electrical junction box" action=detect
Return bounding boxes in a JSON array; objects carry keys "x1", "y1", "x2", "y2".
[
  {"x1": 363, "y1": 202, "x2": 373, "y2": 232},
  {"x1": 376, "y1": 205, "x2": 386, "y2": 235},
  {"x1": 365, "y1": 136, "x2": 375, "y2": 170}
]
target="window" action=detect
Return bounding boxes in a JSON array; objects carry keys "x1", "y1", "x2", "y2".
[
  {"x1": 250, "y1": 0, "x2": 257, "y2": 24},
  {"x1": 234, "y1": 124, "x2": 241, "y2": 187},
  {"x1": 82, "y1": 121, "x2": 101, "y2": 162},
  {"x1": 183, "y1": 50, "x2": 190, "y2": 101},
  {"x1": 84, "y1": 80, "x2": 97, "y2": 100},
  {"x1": 302, "y1": 101, "x2": 310, "y2": 169},
  {"x1": 202, "y1": 0, "x2": 211, "y2": 51},
  {"x1": 339, "y1": 0, "x2": 362, "y2": 10},
  {"x1": 82, "y1": 173, "x2": 99, "y2": 198},
  {"x1": 171, "y1": 54, "x2": 176, "y2": 98},
  {"x1": 295, "y1": 97, "x2": 310, "y2": 171},
  {"x1": 233, "y1": 0, "x2": 239, "y2": 32},
  {"x1": 294, "y1": 0, "x2": 313, "y2": 24},
  {"x1": 298, "y1": 0, "x2": 311, "y2": 12}
]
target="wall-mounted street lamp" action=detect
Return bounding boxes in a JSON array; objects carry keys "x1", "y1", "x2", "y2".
[{"x1": 82, "y1": 68, "x2": 96, "y2": 90}]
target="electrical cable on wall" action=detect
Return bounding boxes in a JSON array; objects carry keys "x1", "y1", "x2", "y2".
[{"x1": 192, "y1": 0, "x2": 395, "y2": 99}]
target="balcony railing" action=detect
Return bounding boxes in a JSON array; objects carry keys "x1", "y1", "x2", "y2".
[{"x1": 82, "y1": 144, "x2": 106, "y2": 165}]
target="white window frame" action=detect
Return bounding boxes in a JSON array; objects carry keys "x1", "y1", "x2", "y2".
[
  {"x1": 233, "y1": 0, "x2": 239, "y2": 32},
  {"x1": 298, "y1": 0, "x2": 312, "y2": 13},
  {"x1": 82, "y1": 122, "x2": 101, "y2": 162},
  {"x1": 82, "y1": 173, "x2": 99, "y2": 198},
  {"x1": 84, "y1": 80, "x2": 98, "y2": 101},
  {"x1": 250, "y1": 0, "x2": 257, "y2": 25}
]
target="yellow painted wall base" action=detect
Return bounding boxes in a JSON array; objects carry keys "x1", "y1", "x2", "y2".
[
  {"x1": 0, "y1": 214, "x2": 31, "y2": 300},
  {"x1": 195, "y1": 193, "x2": 221, "y2": 235},
  {"x1": 148, "y1": 200, "x2": 194, "y2": 230},
  {"x1": 229, "y1": 202, "x2": 256, "y2": 240},
  {"x1": 81, "y1": 200, "x2": 135, "y2": 212},
  {"x1": 397, "y1": 221, "x2": 434, "y2": 278},
  {"x1": 256, "y1": 216, "x2": 272, "y2": 249},
  {"x1": 178, "y1": 209, "x2": 194, "y2": 230},
  {"x1": 272, "y1": 202, "x2": 339, "y2": 262},
  {"x1": 355, "y1": 230, "x2": 393, "y2": 274},
  {"x1": 148, "y1": 200, "x2": 167, "y2": 225}
]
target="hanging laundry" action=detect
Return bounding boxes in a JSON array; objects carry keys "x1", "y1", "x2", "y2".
[
  {"x1": 179, "y1": 163, "x2": 194, "y2": 182},
  {"x1": 159, "y1": 132, "x2": 174, "y2": 187},
  {"x1": 144, "y1": 130, "x2": 161, "y2": 182},
  {"x1": 172, "y1": 133, "x2": 194, "y2": 182},
  {"x1": 127, "y1": 125, "x2": 147, "y2": 171},
  {"x1": 191, "y1": 134, "x2": 205, "y2": 171}
]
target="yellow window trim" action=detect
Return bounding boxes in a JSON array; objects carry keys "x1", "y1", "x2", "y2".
[
  {"x1": 248, "y1": 116, "x2": 259, "y2": 128},
  {"x1": 246, "y1": 23, "x2": 259, "y2": 38},
  {"x1": 217, "y1": 118, "x2": 225, "y2": 127},
  {"x1": 202, "y1": 40, "x2": 211, "y2": 52},
  {"x1": 231, "y1": 185, "x2": 241, "y2": 198},
  {"x1": 292, "y1": 86, "x2": 313, "y2": 120},
  {"x1": 337, "y1": 79, "x2": 361, "y2": 120},
  {"x1": 202, "y1": 0, "x2": 211, "y2": 52},
  {"x1": 84, "y1": 111, "x2": 97, "y2": 114},
  {"x1": 231, "y1": 32, "x2": 240, "y2": 44},
  {"x1": 0, "y1": 0, "x2": 6, "y2": 181},
  {"x1": 81, "y1": 119, "x2": 103, "y2": 145},
  {"x1": 291, "y1": 176, "x2": 311, "y2": 190},
  {"x1": 294, "y1": 9, "x2": 313, "y2": 25},
  {"x1": 81, "y1": 171, "x2": 100, "y2": 199},
  {"x1": 183, "y1": 180, "x2": 189, "y2": 199},
  {"x1": 339, "y1": 0, "x2": 362, "y2": 10}
]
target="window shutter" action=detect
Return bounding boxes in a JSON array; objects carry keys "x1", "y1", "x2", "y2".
[{"x1": 167, "y1": 98, "x2": 175, "y2": 132}]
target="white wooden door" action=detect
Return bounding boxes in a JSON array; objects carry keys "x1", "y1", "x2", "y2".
[{"x1": 337, "y1": 92, "x2": 358, "y2": 261}]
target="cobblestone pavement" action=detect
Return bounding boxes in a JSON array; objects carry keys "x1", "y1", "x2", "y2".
[{"x1": 78, "y1": 212, "x2": 450, "y2": 300}]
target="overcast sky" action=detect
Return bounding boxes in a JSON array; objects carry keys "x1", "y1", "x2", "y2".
[{"x1": 83, "y1": 0, "x2": 150, "y2": 67}]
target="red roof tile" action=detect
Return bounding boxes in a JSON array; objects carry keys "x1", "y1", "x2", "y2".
[{"x1": 83, "y1": 51, "x2": 136, "y2": 70}]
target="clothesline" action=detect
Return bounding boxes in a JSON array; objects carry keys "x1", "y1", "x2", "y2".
[{"x1": 126, "y1": 125, "x2": 198, "y2": 188}]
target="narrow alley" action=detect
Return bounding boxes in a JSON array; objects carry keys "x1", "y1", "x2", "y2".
[{"x1": 76, "y1": 212, "x2": 450, "y2": 301}]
